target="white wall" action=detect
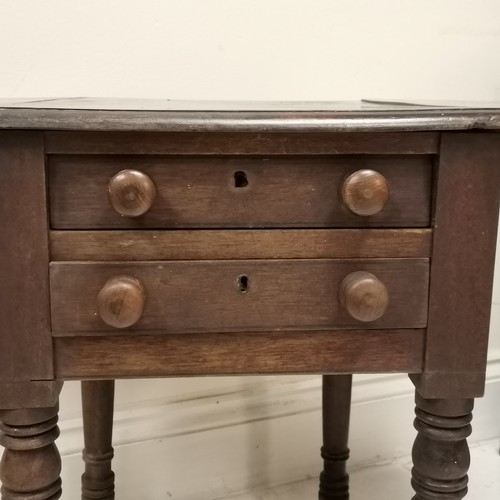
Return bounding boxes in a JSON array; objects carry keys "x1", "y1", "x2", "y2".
[
  {"x1": 2, "y1": 0, "x2": 500, "y2": 101},
  {"x1": 1, "y1": 1, "x2": 500, "y2": 499}
]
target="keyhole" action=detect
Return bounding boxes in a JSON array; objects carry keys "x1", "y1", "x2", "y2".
[
  {"x1": 237, "y1": 275, "x2": 249, "y2": 293},
  {"x1": 234, "y1": 171, "x2": 249, "y2": 188}
]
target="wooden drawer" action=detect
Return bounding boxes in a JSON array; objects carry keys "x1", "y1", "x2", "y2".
[
  {"x1": 50, "y1": 259, "x2": 429, "y2": 334},
  {"x1": 48, "y1": 155, "x2": 432, "y2": 228}
]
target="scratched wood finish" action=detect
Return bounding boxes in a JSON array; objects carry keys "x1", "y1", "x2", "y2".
[
  {"x1": 49, "y1": 155, "x2": 432, "y2": 229},
  {"x1": 54, "y1": 329, "x2": 425, "y2": 379},
  {"x1": 50, "y1": 259, "x2": 429, "y2": 334},
  {"x1": 45, "y1": 131, "x2": 440, "y2": 155},
  {"x1": 411, "y1": 133, "x2": 500, "y2": 399},
  {"x1": 0, "y1": 132, "x2": 54, "y2": 391},
  {"x1": 50, "y1": 229, "x2": 432, "y2": 261}
]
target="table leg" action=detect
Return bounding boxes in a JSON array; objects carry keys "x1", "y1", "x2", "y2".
[
  {"x1": 81, "y1": 380, "x2": 115, "y2": 500},
  {"x1": 411, "y1": 393, "x2": 473, "y2": 499},
  {"x1": 319, "y1": 374, "x2": 352, "y2": 500},
  {"x1": 0, "y1": 404, "x2": 62, "y2": 500}
]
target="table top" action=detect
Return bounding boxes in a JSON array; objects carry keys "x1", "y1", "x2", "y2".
[{"x1": 1, "y1": 97, "x2": 500, "y2": 132}]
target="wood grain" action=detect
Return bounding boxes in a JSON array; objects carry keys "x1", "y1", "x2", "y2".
[
  {"x1": 411, "y1": 133, "x2": 500, "y2": 399},
  {"x1": 54, "y1": 330, "x2": 425, "y2": 379},
  {"x1": 49, "y1": 155, "x2": 432, "y2": 229},
  {"x1": 50, "y1": 259, "x2": 429, "y2": 334},
  {"x1": 107, "y1": 169, "x2": 156, "y2": 217},
  {"x1": 0, "y1": 132, "x2": 54, "y2": 389},
  {"x1": 97, "y1": 276, "x2": 146, "y2": 329},
  {"x1": 339, "y1": 271, "x2": 390, "y2": 322},
  {"x1": 49, "y1": 229, "x2": 432, "y2": 261},
  {"x1": 411, "y1": 396, "x2": 473, "y2": 499},
  {"x1": 45, "y1": 131, "x2": 440, "y2": 154},
  {"x1": 341, "y1": 169, "x2": 389, "y2": 216}
]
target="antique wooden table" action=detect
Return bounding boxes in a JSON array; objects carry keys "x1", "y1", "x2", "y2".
[{"x1": 0, "y1": 99, "x2": 499, "y2": 500}]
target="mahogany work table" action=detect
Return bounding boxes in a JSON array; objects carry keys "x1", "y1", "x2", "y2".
[{"x1": 0, "y1": 99, "x2": 499, "y2": 500}]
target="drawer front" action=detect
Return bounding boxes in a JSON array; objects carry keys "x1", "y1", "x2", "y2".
[
  {"x1": 49, "y1": 155, "x2": 432, "y2": 228},
  {"x1": 50, "y1": 259, "x2": 429, "y2": 334}
]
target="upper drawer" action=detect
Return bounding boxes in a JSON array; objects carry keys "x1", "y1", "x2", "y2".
[{"x1": 48, "y1": 155, "x2": 432, "y2": 229}]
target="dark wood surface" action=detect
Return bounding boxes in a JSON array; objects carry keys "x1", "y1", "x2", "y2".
[
  {"x1": 1, "y1": 97, "x2": 498, "y2": 111},
  {"x1": 0, "y1": 132, "x2": 54, "y2": 387},
  {"x1": 339, "y1": 271, "x2": 390, "y2": 323},
  {"x1": 0, "y1": 98, "x2": 499, "y2": 132},
  {"x1": 107, "y1": 169, "x2": 157, "y2": 218},
  {"x1": 0, "y1": 399, "x2": 62, "y2": 499},
  {"x1": 81, "y1": 380, "x2": 115, "y2": 500},
  {"x1": 340, "y1": 169, "x2": 390, "y2": 216},
  {"x1": 54, "y1": 329, "x2": 425, "y2": 379},
  {"x1": 49, "y1": 229, "x2": 432, "y2": 261},
  {"x1": 1, "y1": 107, "x2": 499, "y2": 499},
  {"x1": 0, "y1": 382, "x2": 63, "y2": 411},
  {"x1": 96, "y1": 276, "x2": 146, "y2": 329},
  {"x1": 49, "y1": 155, "x2": 432, "y2": 229},
  {"x1": 319, "y1": 375, "x2": 352, "y2": 500},
  {"x1": 50, "y1": 259, "x2": 429, "y2": 334},
  {"x1": 411, "y1": 133, "x2": 500, "y2": 399},
  {"x1": 45, "y1": 131, "x2": 439, "y2": 155},
  {"x1": 411, "y1": 396, "x2": 474, "y2": 499}
]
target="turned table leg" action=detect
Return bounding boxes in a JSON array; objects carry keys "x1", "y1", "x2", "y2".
[
  {"x1": 0, "y1": 404, "x2": 62, "y2": 500},
  {"x1": 411, "y1": 394, "x2": 473, "y2": 499},
  {"x1": 81, "y1": 380, "x2": 115, "y2": 500},
  {"x1": 319, "y1": 374, "x2": 352, "y2": 500}
]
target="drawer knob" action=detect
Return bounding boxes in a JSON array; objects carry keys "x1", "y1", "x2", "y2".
[
  {"x1": 108, "y1": 169, "x2": 156, "y2": 217},
  {"x1": 97, "y1": 276, "x2": 146, "y2": 328},
  {"x1": 341, "y1": 170, "x2": 389, "y2": 216},
  {"x1": 339, "y1": 271, "x2": 389, "y2": 322}
]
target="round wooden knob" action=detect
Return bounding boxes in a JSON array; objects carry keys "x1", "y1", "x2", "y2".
[
  {"x1": 108, "y1": 169, "x2": 156, "y2": 217},
  {"x1": 97, "y1": 276, "x2": 146, "y2": 328},
  {"x1": 341, "y1": 169, "x2": 389, "y2": 216},
  {"x1": 339, "y1": 271, "x2": 389, "y2": 322}
]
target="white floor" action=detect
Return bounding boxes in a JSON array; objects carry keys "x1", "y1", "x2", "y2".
[{"x1": 222, "y1": 439, "x2": 500, "y2": 500}]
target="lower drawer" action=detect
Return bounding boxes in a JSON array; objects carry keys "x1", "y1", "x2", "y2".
[{"x1": 50, "y1": 259, "x2": 429, "y2": 334}]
